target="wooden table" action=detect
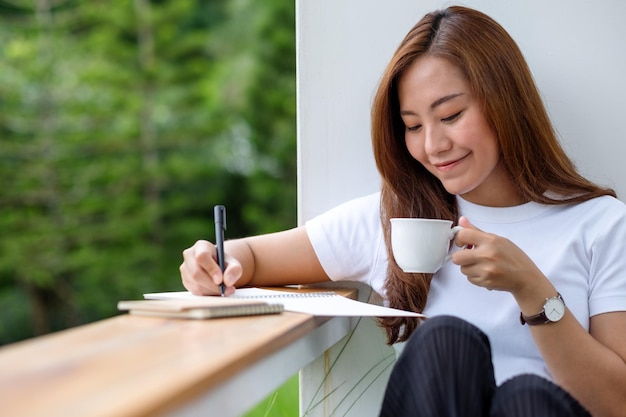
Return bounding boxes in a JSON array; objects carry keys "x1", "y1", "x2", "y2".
[{"x1": 0, "y1": 288, "x2": 359, "y2": 417}]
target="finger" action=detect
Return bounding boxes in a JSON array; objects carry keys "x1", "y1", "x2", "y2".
[
  {"x1": 181, "y1": 241, "x2": 224, "y2": 293},
  {"x1": 222, "y1": 254, "x2": 243, "y2": 287},
  {"x1": 456, "y1": 216, "x2": 475, "y2": 248},
  {"x1": 187, "y1": 240, "x2": 225, "y2": 285},
  {"x1": 458, "y1": 216, "x2": 479, "y2": 230},
  {"x1": 180, "y1": 261, "x2": 217, "y2": 295},
  {"x1": 459, "y1": 266, "x2": 495, "y2": 291},
  {"x1": 223, "y1": 285, "x2": 237, "y2": 296},
  {"x1": 458, "y1": 216, "x2": 472, "y2": 231},
  {"x1": 181, "y1": 243, "x2": 210, "y2": 282},
  {"x1": 455, "y1": 217, "x2": 493, "y2": 250}
]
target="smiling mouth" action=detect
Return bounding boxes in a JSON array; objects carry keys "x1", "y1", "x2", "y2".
[{"x1": 433, "y1": 153, "x2": 469, "y2": 169}]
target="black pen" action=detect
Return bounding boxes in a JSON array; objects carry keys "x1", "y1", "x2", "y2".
[{"x1": 214, "y1": 205, "x2": 227, "y2": 296}]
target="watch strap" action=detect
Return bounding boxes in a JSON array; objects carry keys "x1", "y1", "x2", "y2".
[
  {"x1": 519, "y1": 293, "x2": 564, "y2": 326},
  {"x1": 519, "y1": 310, "x2": 549, "y2": 325}
]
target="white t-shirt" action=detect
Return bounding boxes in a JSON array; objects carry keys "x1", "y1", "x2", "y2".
[{"x1": 305, "y1": 192, "x2": 626, "y2": 384}]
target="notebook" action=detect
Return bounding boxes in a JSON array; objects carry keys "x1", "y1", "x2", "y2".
[
  {"x1": 143, "y1": 287, "x2": 424, "y2": 318},
  {"x1": 117, "y1": 297, "x2": 284, "y2": 319}
]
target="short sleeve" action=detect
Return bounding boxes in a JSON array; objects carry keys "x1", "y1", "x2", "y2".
[
  {"x1": 588, "y1": 198, "x2": 626, "y2": 316},
  {"x1": 305, "y1": 193, "x2": 387, "y2": 294}
]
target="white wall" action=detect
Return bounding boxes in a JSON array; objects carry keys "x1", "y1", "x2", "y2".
[{"x1": 296, "y1": 0, "x2": 626, "y2": 223}]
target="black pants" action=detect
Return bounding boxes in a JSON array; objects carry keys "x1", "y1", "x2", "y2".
[{"x1": 379, "y1": 316, "x2": 591, "y2": 417}]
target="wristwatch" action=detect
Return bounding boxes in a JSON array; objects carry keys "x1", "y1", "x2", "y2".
[{"x1": 520, "y1": 293, "x2": 565, "y2": 325}]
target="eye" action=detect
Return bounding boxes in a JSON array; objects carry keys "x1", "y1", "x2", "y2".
[
  {"x1": 406, "y1": 124, "x2": 422, "y2": 133},
  {"x1": 442, "y1": 111, "x2": 462, "y2": 123}
]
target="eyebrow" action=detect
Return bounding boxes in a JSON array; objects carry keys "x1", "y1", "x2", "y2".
[
  {"x1": 400, "y1": 92, "x2": 465, "y2": 116},
  {"x1": 430, "y1": 92, "x2": 465, "y2": 109}
]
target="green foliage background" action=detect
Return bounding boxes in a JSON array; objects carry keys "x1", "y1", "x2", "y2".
[{"x1": 0, "y1": 0, "x2": 297, "y2": 344}]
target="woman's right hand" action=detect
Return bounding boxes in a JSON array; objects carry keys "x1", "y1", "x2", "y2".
[{"x1": 179, "y1": 240, "x2": 243, "y2": 296}]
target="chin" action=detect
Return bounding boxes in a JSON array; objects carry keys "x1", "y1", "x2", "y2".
[{"x1": 440, "y1": 183, "x2": 473, "y2": 197}]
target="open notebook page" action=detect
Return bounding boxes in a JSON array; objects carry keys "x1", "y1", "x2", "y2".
[{"x1": 144, "y1": 287, "x2": 424, "y2": 318}]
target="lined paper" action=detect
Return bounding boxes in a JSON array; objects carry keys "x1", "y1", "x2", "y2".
[{"x1": 144, "y1": 288, "x2": 424, "y2": 318}]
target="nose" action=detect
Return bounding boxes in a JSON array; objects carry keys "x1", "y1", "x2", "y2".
[{"x1": 424, "y1": 124, "x2": 451, "y2": 155}]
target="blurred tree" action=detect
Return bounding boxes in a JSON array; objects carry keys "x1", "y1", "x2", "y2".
[{"x1": 0, "y1": 0, "x2": 296, "y2": 344}]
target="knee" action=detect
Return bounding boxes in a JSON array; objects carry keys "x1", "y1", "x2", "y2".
[
  {"x1": 390, "y1": 315, "x2": 496, "y2": 400},
  {"x1": 408, "y1": 315, "x2": 484, "y2": 344},
  {"x1": 492, "y1": 374, "x2": 586, "y2": 415}
]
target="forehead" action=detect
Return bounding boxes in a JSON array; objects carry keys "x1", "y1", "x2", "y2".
[{"x1": 398, "y1": 56, "x2": 468, "y2": 106}]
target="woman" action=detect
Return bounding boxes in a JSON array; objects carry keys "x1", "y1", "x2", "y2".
[{"x1": 180, "y1": 6, "x2": 626, "y2": 416}]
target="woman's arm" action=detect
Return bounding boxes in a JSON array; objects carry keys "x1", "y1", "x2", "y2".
[
  {"x1": 453, "y1": 216, "x2": 626, "y2": 417},
  {"x1": 180, "y1": 226, "x2": 330, "y2": 296},
  {"x1": 530, "y1": 310, "x2": 626, "y2": 417}
]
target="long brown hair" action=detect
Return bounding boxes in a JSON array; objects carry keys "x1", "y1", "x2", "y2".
[{"x1": 372, "y1": 6, "x2": 616, "y2": 344}]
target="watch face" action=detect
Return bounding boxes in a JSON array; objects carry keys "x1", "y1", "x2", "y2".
[{"x1": 545, "y1": 297, "x2": 565, "y2": 322}]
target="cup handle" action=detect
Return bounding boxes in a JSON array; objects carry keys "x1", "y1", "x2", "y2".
[{"x1": 445, "y1": 226, "x2": 467, "y2": 262}]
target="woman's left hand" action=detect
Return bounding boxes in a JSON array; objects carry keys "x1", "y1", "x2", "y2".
[{"x1": 450, "y1": 216, "x2": 547, "y2": 296}]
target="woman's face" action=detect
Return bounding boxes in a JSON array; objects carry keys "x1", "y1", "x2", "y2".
[{"x1": 398, "y1": 56, "x2": 520, "y2": 206}]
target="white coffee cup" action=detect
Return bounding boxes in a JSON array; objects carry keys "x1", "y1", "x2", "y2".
[{"x1": 390, "y1": 218, "x2": 463, "y2": 273}]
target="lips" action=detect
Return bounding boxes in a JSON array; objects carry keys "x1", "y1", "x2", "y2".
[{"x1": 433, "y1": 153, "x2": 469, "y2": 170}]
